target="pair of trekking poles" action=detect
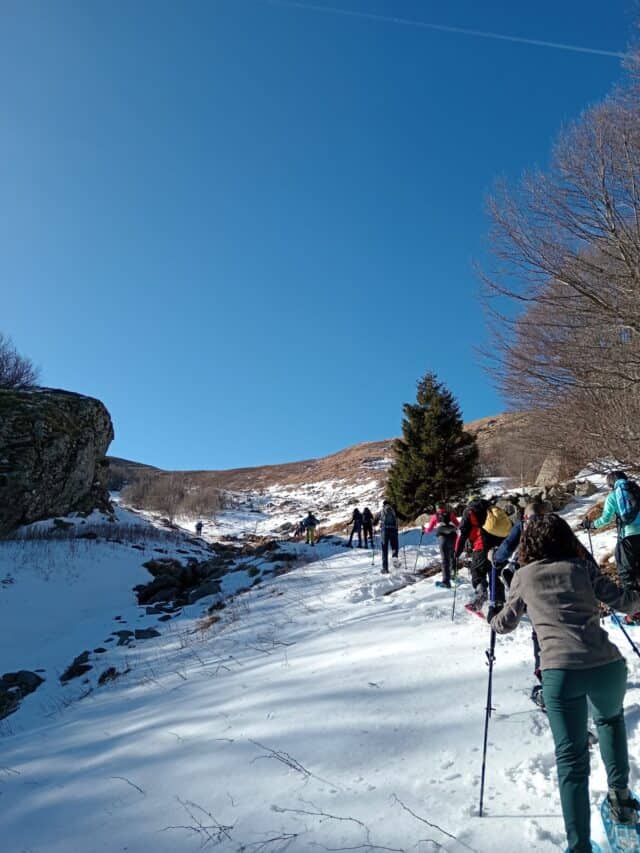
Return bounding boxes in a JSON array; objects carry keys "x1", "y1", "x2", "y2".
[
  {"x1": 477, "y1": 530, "x2": 640, "y2": 817},
  {"x1": 585, "y1": 528, "x2": 640, "y2": 662}
]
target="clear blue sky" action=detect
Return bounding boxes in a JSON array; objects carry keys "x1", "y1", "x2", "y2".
[{"x1": 2, "y1": 0, "x2": 632, "y2": 470}]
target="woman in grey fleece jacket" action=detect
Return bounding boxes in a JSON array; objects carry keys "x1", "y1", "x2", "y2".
[{"x1": 490, "y1": 514, "x2": 640, "y2": 853}]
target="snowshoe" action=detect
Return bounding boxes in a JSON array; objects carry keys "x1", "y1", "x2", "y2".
[
  {"x1": 435, "y1": 580, "x2": 452, "y2": 589},
  {"x1": 601, "y1": 790, "x2": 640, "y2": 852},
  {"x1": 464, "y1": 602, "x2": 486, "y2": 620}
]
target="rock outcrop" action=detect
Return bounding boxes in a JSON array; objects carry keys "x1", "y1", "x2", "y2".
[
  {"x1": 0, "y1": 388, "x2": 114, "y2": 536},
  {"x1": 535, "y1": 451, "x2": 575, "y2": 487}
]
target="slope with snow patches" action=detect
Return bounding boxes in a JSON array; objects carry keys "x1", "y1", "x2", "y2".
[
  {"x1": 0, "y1": 476, "x2": 637, "y2": 852},
  {"x1": 180, "y1": 475, "x2": 389, "y2": 541}
]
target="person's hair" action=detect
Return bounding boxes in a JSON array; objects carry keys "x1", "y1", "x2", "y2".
[
  {"x1": 519, "y1": 513, "x2": 581, "y2": 564},
  {"x1": 523, "y1": 501, "x2": 546, "y2": 520},
  {"x1": 606, "y1": 470, "x2": 627, "y2": 488}
]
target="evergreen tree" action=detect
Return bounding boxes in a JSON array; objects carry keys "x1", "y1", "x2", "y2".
[{"x1": 385, "y1": 372, "x2": 481, "y2": 519}]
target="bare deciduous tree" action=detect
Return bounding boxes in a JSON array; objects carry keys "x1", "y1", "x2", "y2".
[
  {"x1": 0, "y1": 333, "x2": 39, "y2": 389},
  {"x1": 122, "y1": 472, "x2": 223, "y2": 523},
  {"x1": 482, "y1": 51, "x2": 640, "y2": 468}
]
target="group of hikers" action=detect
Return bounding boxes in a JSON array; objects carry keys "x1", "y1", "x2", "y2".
[
  {"x1": 299, "y1": 473, "x2": 640, "y2": 852},
  {"x1": 428, "y1": 472, "x2": 640, "y2": 853}
]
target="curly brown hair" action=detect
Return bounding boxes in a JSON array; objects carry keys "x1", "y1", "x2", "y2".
[{"x1": 519, "y1": 513, "x2": 581, "y2": 564}]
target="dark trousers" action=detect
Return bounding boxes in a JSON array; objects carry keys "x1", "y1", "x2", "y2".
[
  {"x1": 437, "y1": 533, "x2": 456, "y2": 583},
  {"x1": 363, "y1": 522, "x2": 374, "y2": 547},
  {"x1": 615, "y1": 533, "x2": 640, "y2": 590},
  {"x1": 470, "y1": 551, "x2": 505, "y2": 604},
  {"x1": 543, "y1": 659, "x2": 629, "y2": 853},
  {"x1": 348, "y1": 523, "x2": 362, "y2": 547},
  {"x1": 381, "y1": 528, "x2": 399, "y2": 571}
]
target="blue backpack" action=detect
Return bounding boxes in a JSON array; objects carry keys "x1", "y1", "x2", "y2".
[{"x1": 614, "y1": 479, "x2": 640, "y2": 525}]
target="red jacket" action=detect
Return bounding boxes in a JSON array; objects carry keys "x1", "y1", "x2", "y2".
[
  {"x1": 423, "y1": 511, "x2": 460, "y2": 535},
  {"x1": 455, "y1": 506, "x2": 490, "y2": 557}
]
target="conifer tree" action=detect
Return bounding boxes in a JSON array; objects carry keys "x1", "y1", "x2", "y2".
[{"x1": 385, "y1": 372, "x2": 481, "y2": 519}]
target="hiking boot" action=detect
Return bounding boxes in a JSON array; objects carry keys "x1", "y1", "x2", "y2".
[
  {"x1": 607, "y1": 788, "x2": 640, "y2": 824},
  {"x1": 531, "y1": 683, "x2": 545, "y2": 711},
  {"x1": 468, "y1": 585, "x2": 487, "y2": 610},
  {"x1": 624, "y1": 613, "x2": 640, "y2": 625},
  {"x1": 440, "y1": 580, "x2": 451, "y2": 588},
  {"x1": 381, "y1": 568, "x2": 389, "y2": 575}
]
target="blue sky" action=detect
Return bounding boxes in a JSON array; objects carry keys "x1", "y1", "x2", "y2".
[{"x1": 1, "y1": 0, "x2": 633, "y2": 470}]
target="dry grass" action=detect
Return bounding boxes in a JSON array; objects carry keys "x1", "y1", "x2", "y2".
[{"x1": 109, "y1": 412, "x2": 540, "y2": 497}]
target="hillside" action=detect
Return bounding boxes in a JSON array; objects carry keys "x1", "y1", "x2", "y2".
[{"x1": 110, "y1": 412, "x2": 545, "y2": 494}]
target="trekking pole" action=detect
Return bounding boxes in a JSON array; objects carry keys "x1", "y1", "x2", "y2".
[
  {"x1": 413, "y1": 531, "x2": 424, "y2": 574},
  {"x1": 479, "y1": 563, "x2": 498, "y2": 817},
  {"x1": 371, "y1": 533, "x2": 376, "y2": 566},
  {"x1": 451, "y1": 556, "x2": 459, "y2": 622},
  {"x1": 586, "y1": 528, "x2": 640, "y2": 661}
]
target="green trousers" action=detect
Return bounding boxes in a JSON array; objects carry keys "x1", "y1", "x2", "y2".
[{"x1": 543, "y1": 659, "x2": 629, "y2": 853}]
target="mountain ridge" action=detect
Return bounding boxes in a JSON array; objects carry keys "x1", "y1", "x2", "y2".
[{"x1": 109, "y1": 411, "x2": 545, "y2": 492}]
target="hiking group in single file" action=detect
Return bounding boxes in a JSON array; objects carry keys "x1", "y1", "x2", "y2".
[{"x1": 302, "y1": 472, "x2": 640, "y2": 853}]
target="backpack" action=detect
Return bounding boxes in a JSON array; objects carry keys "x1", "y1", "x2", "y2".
[
  {"x1": 380, "y1": 504, "x2": 397, "y2": 528},
  {"x1": 435, "y1": 509, "x2": 457, "y2": 536},
  {"x1": 615, "y1": 480, "x2": 640, "y2": 525},
  {"x1": 482, "y1": 505, "x2": 512, "y2": 539}
]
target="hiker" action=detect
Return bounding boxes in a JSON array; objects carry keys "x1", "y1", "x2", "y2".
[
  {"x1": 493, "y1": 501, "x2": 548, "y2": 704},
  {"x1": 423, "y1": 504, "x2": 459, "y2": 587},
  {"x1": 362, "y1": 507, "x2": 374, "y2": 548},
  {"x1": 302, "y1": 511, "x2": 319, "y2": 546},
  {"x1": 195, "y1": 520, "x2": 203, "y2": 537},
  {"x1": 583, "y1": 471, "x2": 640, "y2": 623},
  {"x1": 379, "y1": 500, "x2": 399, "y2": 574},
  {"x1": 347, "y1": 507, "x2": 363, "y2": 548},
  {"x1": 490, "y1": 513, "x2": 640, "y2": 853},
  {"x1": 454, "y1": 495, "x2": 511, "y2": 611}
]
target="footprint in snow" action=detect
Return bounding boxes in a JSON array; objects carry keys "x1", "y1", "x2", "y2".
[{"x1": 524, "y1": 819, "x2": 564, "y2": 846}]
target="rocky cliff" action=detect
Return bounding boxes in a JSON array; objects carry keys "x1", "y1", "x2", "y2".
[{"x1": 0, "y1": 388, "x2": 114, "y2": 535}]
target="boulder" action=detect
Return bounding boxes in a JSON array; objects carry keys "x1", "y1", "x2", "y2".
[
  {"x1": 0, "y1": 388, "x2": 114, "y2": 535},
  {"x1": 141, "y1": 558, "x2": 188, "y2": 581},
  {"x1": 134, "y1": 628, "x2": 160, "y2": 640},
  {"x1": 574, "y1": 480, "x2": 598, "y2": 498},
  {"x1": 0, "y1": 670, "x2": 44, "y2": 695},
  {"x1": 535, "y1": 451, "x2": 574, "y2": 488},
  {"x1": 113, "y1": 630, "x2": 135, "y2": 646},
  {"x1": 60, "y1": 651, "x2": 92, "y2": 683},
  {"x1": 187, "y1": 580, "x2": 222, "y2": 604}
]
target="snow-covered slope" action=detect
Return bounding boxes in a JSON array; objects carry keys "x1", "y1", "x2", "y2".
[{"x1": 0, "y1": 481, "x2": 636, "y2": 852}]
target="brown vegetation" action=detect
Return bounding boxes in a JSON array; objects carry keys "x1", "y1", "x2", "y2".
[
  {"x1": 482, "y1": 52, "x2": 640, "y2": 470},
  {"x1": 0, "y1": 333, "x2": 38, "y2": 389}
]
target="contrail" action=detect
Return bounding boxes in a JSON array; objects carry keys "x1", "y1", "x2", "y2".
[{"x1": 265, "y1": 0, "x2": 626, "y2": 59}]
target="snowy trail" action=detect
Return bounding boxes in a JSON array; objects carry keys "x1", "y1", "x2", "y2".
[{"x1": 2, "y1": 516, "x2": 639, "y2": 852}]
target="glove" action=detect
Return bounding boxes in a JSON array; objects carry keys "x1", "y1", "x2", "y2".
[
  {"x1": 580, "y1": 517, "x2": 593, "y2": 530},
  {"x1": 487, "y1": 604, "x2": 502, "y2": 623}
]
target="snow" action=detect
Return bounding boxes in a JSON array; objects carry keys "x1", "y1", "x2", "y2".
[{"x1": 0, "y1": 482, "x2": 638, "y2": 852}]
